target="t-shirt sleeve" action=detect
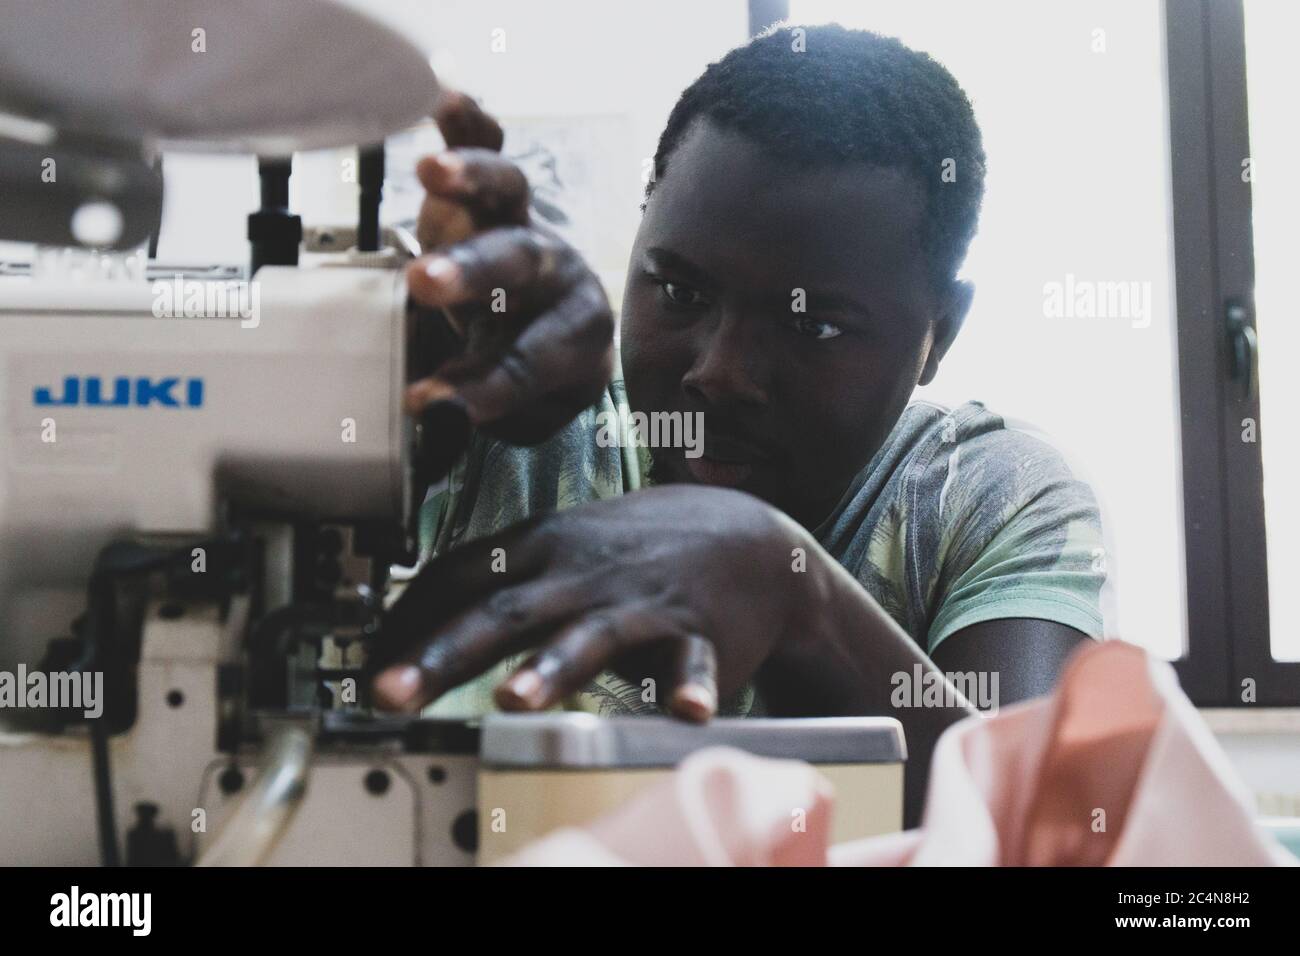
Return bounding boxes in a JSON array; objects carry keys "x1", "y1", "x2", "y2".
[
  {"x1": 420, "y1": 382, "x2": 633, "y2": 558},
  {"x1": 922, "y1": 427, "x2": 1107, "y2": 654}
]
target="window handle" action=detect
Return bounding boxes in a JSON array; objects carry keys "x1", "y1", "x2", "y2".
[{"x1": 1226, "y1": 297, "x2": 1258, "y2": 403}]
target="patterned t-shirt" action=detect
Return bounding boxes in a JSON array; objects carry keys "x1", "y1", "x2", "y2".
[{"x1": 415, "y1": 355, "x2": 1106, "y2": 717}]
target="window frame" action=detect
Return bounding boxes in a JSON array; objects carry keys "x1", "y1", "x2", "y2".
[{"x1": 1166, "y1": 0, "x2": 1294, "y2": 705}]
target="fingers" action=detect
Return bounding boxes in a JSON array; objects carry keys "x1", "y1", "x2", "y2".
[
  {"x1": 414, "y1": 149, "x2": 528, "y2": 252},
  {"x1": 403, "y1": 375, "x2": 458, "y2": 416},
  {"x1": 415, "y1": 149, "x2": 529, "y2": 252},
  {"x1": 433, "y1": 90, "x2": 505, "y2": 151},
  {"x1": 371, "y1": 518, "x2": 719, "y2": 719},
  {"x1": 667, "y1": 635, "x2": 718, "y2": 722},
  {"x1": 416, "y1": 150, "x2": 529, "y2": 239},
  {"x1": 405, "y1": 226, "x2": 570, "y2": 311},
  {"x1": 371, "y1": 518, "x2": 551, "y2": 669},
  {"x1": 493, "y1": 612, "x2": 627, "y2": 710},
  {"x1": 403, "y1": 233, "x2": 612, "y2": 436},
  {"x1": 493, "y1": 611, "x2": 718, "y2": 722},
  {"x1": 452, "y1": 277, "x2": 614, "y2": 431},
  {"x1": 416, "y1": 194, "x2": 475, "y2": 252},
  {"x1": 372, "y1": 575, "x2": 592, "y2": 713}
]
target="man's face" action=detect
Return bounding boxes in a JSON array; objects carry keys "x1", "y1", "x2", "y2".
[{"x1": 621, "y1": 118, "x2": 958, "y2": 529}]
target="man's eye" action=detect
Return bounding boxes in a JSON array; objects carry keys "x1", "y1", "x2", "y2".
[
  {"x1": 659, "y1": 281, "x2": 707, "y2": 309},
  {"x1": 790, "y1": 315, "x2": 844, "y2": 340}
]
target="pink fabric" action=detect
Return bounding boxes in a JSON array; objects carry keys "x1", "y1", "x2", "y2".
[{"x1": 502, "y1": 641, "x2": 1295, "y2": 866}]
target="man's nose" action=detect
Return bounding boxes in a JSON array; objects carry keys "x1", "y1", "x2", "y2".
[{"x1": 680, "y1": 311, "x2": 769, "y2": 408}]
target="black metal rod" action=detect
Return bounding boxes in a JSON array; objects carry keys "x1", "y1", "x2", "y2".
[
  {"x1": 248, "y1": 158, "x2": 301, "y2": 276},
  {"x1": 358, "y1": 144, "x2": 385, "y2": 253}
]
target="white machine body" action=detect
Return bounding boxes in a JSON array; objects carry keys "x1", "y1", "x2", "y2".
[{"x1": 0, "y1": 265, "x2": 410, "y2": 669}]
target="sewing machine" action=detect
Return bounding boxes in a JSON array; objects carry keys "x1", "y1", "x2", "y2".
[{"x1": 0, "y1": 0, "x2": 905, "y2": 866}]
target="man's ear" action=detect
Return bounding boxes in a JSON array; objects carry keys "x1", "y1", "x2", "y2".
[{"x1": 918, "y1": 279, "x2": 974, "y2": 386}]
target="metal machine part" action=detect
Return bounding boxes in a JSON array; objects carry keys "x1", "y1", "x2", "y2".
[
  {"x1": 249, "y1": 159, "x2": 302, "y2": 275},
  {"x1": 0, "y1": 579, "x2": 908, "y2": 867},
  {"x1": 0, "y1": 599, "x2": 482, "y2": 867},
  {"x1": 0, "y1": 133, "x2": 162, "y2": 251},
  {"x1": 196, "y1": 715, "x2": 481, "y2": 866},
  {"x1": 304, "y1": 225, "x2": 422, "y2": 261},
  {"x1": 481, "y1": 713, "x2": 907, "y2": 767},
  {"x1": 0, "y1": 0, "x2": 437, "y2": 252},
  {"x1": 477, "y1": 714, "x2": 908, "y2": 863},
  {"x1": 196, "y1": 721, "x2": 313, "y2": 867},
  {"x1": 184, "y1": 715, "x2": 907, "y2": 866},
  {"x1": 0, "y1": 0, "x2": 439, "y2": 156}
]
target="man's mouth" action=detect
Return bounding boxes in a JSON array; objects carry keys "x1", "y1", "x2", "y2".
[
  {"x1": 685, "y1": 456, "x2": 755, "y2": 487},
  {"x1": 683, "y1": 430, "x2": 770, "y2": 487}
]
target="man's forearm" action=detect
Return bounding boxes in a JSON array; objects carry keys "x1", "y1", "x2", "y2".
[{"x1": 758, "y1": 545, "x2": 974, "y2": 827}]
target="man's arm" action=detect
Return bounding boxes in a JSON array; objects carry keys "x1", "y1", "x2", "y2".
[
  {"x1": 759, "y1": 561, "x2": 1091, "y2": 826},
  {"x1": 757, "y1": 551, "x2": 975, "y2": 829},
  {"x1": 932, "y1": 618, "x2": 1091, "y2": 706}
]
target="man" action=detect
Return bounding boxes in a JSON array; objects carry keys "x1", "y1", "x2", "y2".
[{"x1": 371, "y1": 25, "x2": 1106, "y2": 823}]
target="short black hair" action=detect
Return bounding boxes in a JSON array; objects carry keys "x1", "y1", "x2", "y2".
[{"x1": 648, "y1": 23, "x2": 986, "y2": 292}]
